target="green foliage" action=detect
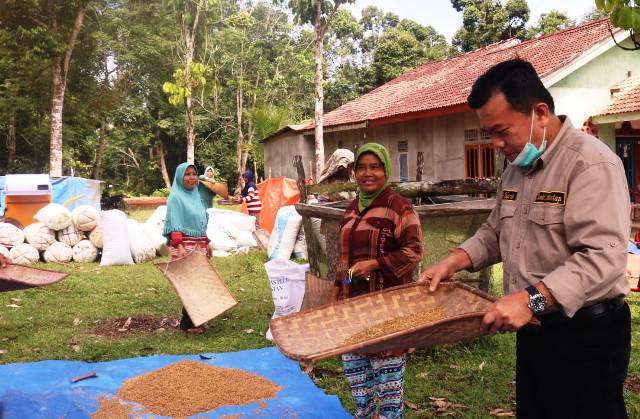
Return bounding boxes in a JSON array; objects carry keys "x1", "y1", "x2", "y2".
[
  {"x1": 528, "y1": 10, "x2": 575, "y2": 38},
  {"x1": 596, "y1": 0, "x2": 640, "y2": 31},
  {"x1": 163, "y1": 62, "x2": 210, "y2": 107},
  {"x1": 151, "y1": 187, "x2": 171, "y2": 197},
  {"x1": 451, "y1": 0, "x2": 530, "y2": 51}
]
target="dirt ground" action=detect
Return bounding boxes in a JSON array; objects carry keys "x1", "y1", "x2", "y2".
[{"x1": 91, "y1": 315, "x2": 180, "y2": 339}]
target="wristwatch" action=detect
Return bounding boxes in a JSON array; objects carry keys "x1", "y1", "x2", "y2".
[{"x1": 525, "y1": 285, "x2": 547, "y2": 314}]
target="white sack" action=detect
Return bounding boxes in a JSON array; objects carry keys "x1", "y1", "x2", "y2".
[
  {"x1": 139, "y1": 223, "x2": 167, "y2": 252},
  {"x1": 264, "y1": 259, "x2": 309, "y2": 340},
  {"x1": 206, "y1": 208, "x2": 256, "y2": 232},
  {"x1": 89, "y1": 225, "x2": 103, "y2": 249},
  {"x1": 292, "y1": 226, "x2": 308, "y2": 260},
  {"x1": 144, "y1": 205, "x2": 167, "y2": 234},
  {"x1": 267, "y1": 206, "x2": 303, "y2": 260},
  {"x1": 9, "y1": 243, "x2": 39, "y2": 265},
  {"x1": 57, "y1": 224, "x2": 84, "y2": 247},
  {"x1": 100, "y1": 210, "x2": 133, "y2": 266},
  {"x1": 72, "y1": 240, "x2": 98, "y2": 263},
  {"x1": 127, "y1": 219, "x2": 156, "y2": 263},
  {"x1": 34, "y1": 203, "x2": 72, "y2": 231},
  {"x1": 72, "y1": 205, "x2": 100, "y2": 231},
  {"x1": 0, "y1": 244, "x2": 9, "y2": 258},
  {"x1": 44, "y1": 242, "x2": 73, "y2": 263},
  {"x1": 0, "y1": 222, "x2": 25, "y2": 247},
  {"x1": 23, "y1": 222, "x2": 56, "y2": 251}
]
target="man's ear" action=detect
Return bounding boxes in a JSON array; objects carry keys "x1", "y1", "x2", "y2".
[{"x1": 534, "y1": 102, "x2": 550, "y2": 124}]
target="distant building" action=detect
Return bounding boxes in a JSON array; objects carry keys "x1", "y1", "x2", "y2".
[{"x1": 265, "y1": 18, "x2": 640, "y2": 194}]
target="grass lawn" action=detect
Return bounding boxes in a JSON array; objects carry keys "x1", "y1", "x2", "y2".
[{"x1": 0, "y1": 208, "x2": 638, "y2": 418}]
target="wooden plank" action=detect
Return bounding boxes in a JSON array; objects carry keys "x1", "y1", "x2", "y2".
[
  {"x1": 307, "y1": 177, "x2": 499, "y2": 197},
  {"x1": 294, "y1": 155, "x2": 321, "y2": 276}
]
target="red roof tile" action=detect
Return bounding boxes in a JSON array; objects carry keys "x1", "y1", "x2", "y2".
[
  {"x1": 303, "y1": 18, "x2": 618, "y2": 130},
  {"x1": 598, "y1": 76, "x2": 640, "y2": 116}
]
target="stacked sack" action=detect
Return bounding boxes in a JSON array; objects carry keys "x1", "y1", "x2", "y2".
[
  {"x1": 0, "y1": 203, "x2": 169, "y2": 266},
  {"x1": 206, "y1": 208, "x2": 258, "y2": 256}
]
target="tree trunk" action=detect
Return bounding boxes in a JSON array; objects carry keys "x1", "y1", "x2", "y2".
[
  {"x1": 48, "y1": 1, "x2": 87, "y2": 177},
  {"x1": 157, "y1": 142, "x2": 171, "y2": 188},
  {"x1": 7, "y1": 110, "x2": 16, "y2": 164},
  {"x1": 313, "y1": 0, "x2": 324, "y2": 181},
  {"x1": 182, "y1": 0, "x2": 201, "y2": 165},
  {"x1": 235, "y1": 83, "x2": 244, "y2": 194},
  {"x1": 92, "y1": 120, "x2": 106, "y2": 179},
  {"x1": 185, "y1": 95, "x2": 195, "y2": 163}
]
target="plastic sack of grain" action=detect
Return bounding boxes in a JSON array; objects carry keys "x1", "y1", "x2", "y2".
[
  {"x1": 207, "y1": 208, "x2": 256, "y2": 232},
  {"x1": 0, "y1": 244, "x2": 9, "y2": 258},
  {"x1": 100, "y1": 210, "x2": 133, "y2": 266},
  {"x1": 219, "y1": 223, "x2": 256, "y2": 248},
  {"x1": 23, "y1": 222, "x2": 56, "y2": 251},
  {"x1": 144, "y1": 205, "x2": 167, "y2": 234},
  {"x1": 127, "y1": 219, "x2": 156, "y2": 263},
  {"x1": 72, "y1": 239, "x2": 98, "y2": 263},
  {"x1": 9, "y1": 243, "x2": 39, "y2": 265},
  {"x1": 267, "y1": 206, "x2": 302, "y2": 260},
  {"x1": 34, "y1": 203, "x2": 72, "y2": 231},
  {"x1": 44, "y1": 242, "x2": 73, "y2": 263},
  {"x1": 292, "y1": 226, "x2": 307, "y2": 260},
  {"x1": 206, "y1": 217, "x2": 237, "y2": 252},
  {"x1": 72, "y1": 205, "x2": 100, "y2": 232},
  {"x1": 89, "y1": 225, "x2": 103, "y2": 249},
  {"x1": 57, "y1": 224, "x2": 84, "y2": 247},
  {"x1": 139, "y1": 223, "x2": 167, "y2": 253},
  {"x1": 264, "y1": 258, "x2": 309, "y2": 340},
  {"x1": 0, "y1": 222, "x2": 25, "y2": 247}
]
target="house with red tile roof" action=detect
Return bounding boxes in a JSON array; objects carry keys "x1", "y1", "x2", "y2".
[{"x1": 264, "y1": 18, "x2": 640, "y2": 190}]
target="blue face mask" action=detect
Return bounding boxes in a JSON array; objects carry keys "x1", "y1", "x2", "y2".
[{"x1": 511, "y1": 109, "x2": 547, "y2": 169}]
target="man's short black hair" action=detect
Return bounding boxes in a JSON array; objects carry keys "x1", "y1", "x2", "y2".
[{"x1": 468, "y1": 58, "x2": 555, "y2": 114}]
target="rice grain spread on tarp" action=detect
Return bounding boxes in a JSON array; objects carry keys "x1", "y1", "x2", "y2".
[{"x1": 92, "y1": 360, "x2": 281, "y2": 417}]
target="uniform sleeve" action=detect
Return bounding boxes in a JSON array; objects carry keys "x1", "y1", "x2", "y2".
[
  {"x1": 541, "y1": 161, "x2": 630, "y2": 317},
  {"x1": 376, "y1": 205, "x2": 423, "y2": 281},
  {"x1": 458, "y1": 196, "x2": 503, "y2": 271}
]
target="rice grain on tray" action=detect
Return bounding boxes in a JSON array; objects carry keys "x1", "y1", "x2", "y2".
[
  {"x1": 343, "y1": 307, "x2": 446, "y2": 346},
  {"x1": 92, "y1": 360, "x2": 281, "y2": 418}
]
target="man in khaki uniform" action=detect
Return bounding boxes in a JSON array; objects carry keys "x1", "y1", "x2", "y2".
[{"x1": 421, "y1": 59, "x2": 631, "y2": 418}]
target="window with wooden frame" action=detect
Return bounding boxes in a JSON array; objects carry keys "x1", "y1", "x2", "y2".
[{"x1": 464, "y1": 129, "x2": 495, "y2": 178}]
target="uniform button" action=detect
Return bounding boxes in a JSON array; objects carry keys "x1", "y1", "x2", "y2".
[
  {"x1": 516, "y1": 242, "x2": 521, "y2": 249},
  {"x1": 523, "y1": 207, "x2": 528, "y2": 215},
  {"x1": 610, "y1": 242, "x2": 617, "y2": 247}
]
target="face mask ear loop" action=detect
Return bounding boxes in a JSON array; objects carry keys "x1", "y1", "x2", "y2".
[
  {"x1": 528, "y1": 108, "x2": 536, "y2": 144},
  {"x1": 541, "y1": 126, "x2": 547, "y2": 149}
]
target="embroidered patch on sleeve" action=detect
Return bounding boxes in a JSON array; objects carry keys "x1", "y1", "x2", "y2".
[
  {"x1": 534, "y1": 191, "x2": 566, "y2": 205},
  {"x1": 501, "y1": 189, "x2": 518, "y2": 201}
]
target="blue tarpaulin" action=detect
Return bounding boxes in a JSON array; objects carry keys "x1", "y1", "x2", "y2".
[
  {"x1": 0, "y1": 176, "x2": 100, "y2": 216},
  {"x1": 0, "y1": 347, "x2": 350, "y2": 418}
]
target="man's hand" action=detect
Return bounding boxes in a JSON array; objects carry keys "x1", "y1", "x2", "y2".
[
  {"x1": 418, "y1": 249, "x2": 472, "y2": 292},
  {"x1": 349, "y1": 259, "x2": 379, "y2": 279},
  {"x1": 0, "y1": 254, "x2": 9, "y2": 268},
  {"x1": 482, "y1": 291, "x2": 532, "y2": 335}
]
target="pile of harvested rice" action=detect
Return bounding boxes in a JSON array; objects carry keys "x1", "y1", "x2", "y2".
[
  {"x1": 92, "y1": 360, "x2": 281, "y2": 418},
  {"x1": 343, "y1": 307, "x2": 446, "y2": 346}
]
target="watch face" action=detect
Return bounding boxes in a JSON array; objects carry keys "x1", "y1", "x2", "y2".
[{"x1": 528, "y1": 293, "x2": 547, "y2": 314}]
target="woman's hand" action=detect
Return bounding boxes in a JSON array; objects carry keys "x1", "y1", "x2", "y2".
[
  {"x1": 176, "y1": 244, "x2": 188, "y2": 258},
  {"x1": 349, "y1": 259, "x2": 379, "y2": 279}
]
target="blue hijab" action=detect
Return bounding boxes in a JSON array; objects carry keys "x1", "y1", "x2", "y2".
[
  {"x1": 163, "y1": 162, "x2": 208, "y2": 238},
  {"x1": 241, "y1": 170, "x2": 256, "y2": 197}
]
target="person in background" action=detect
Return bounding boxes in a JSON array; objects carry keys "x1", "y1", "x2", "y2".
[
  {"x1": 331, "y1": 143, "x2": 423, "y2": 419},
  {"x1": 163, "y1": 162, "x2": 210, "y2": 332},
  {"x1": 198, "y1": 165, "x2": 229, "y2": 209},
  {"x1": 239, "y1": 170, "x2": 262, "y2": 226},
  {"x1": 0, "y1": 254, "x2": 9, "y2": 268}
]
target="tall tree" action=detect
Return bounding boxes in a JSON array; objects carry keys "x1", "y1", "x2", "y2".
[
  {"x1": 47, "y1": 0, "x2": 89, "y2": 176},
  {"x1": 528, "y1": 10, "x2": 574, "y2": 38},
  {"x1": 286, "y1": 0, "x2": 354, "y2": 180},
  {"x1": 451, "y1": 0, "x2": 530, "y2": 52}
]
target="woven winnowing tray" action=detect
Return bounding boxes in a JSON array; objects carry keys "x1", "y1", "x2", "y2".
[
  {"x1": 270, "y1": 281, "x2": 496, "y2": 362},
  {"x1": 155, "y1": 251, "x2": 237, "y2": 327},
  {"x1": 0, "y1": 264, "x2": 68, "y2": 292}
]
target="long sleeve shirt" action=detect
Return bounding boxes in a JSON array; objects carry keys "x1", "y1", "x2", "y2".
[{"x1": 459, "y1": 117, "x2": 630, "y2": 317}]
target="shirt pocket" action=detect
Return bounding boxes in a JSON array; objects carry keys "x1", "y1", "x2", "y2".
[
  {"x1": 499, "y1": 204, "x2": 517, "y2": 220},
  {"x1": 528, "y1": 206, "x2": 564, "y2": 226}
]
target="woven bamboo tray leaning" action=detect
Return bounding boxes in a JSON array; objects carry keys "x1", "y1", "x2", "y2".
[
  {"x1": 270, "y1": 281, "x2": 496, "y2": 362},
  {"x1": 0, "y1": 264, "x2": 69, "y2": 293}
]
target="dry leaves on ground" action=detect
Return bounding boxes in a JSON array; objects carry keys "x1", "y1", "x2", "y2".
[
  {"x1": 429, "y1": 396, "x2": 467, "y2": 416},
  {"x1": 489, "y1": 407, "x2": 516, "y2": 417}
]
